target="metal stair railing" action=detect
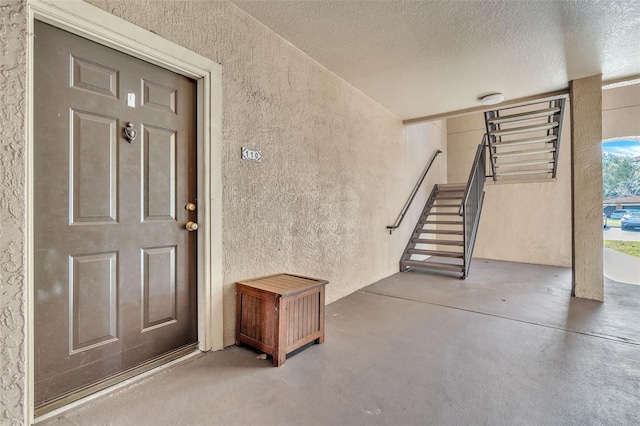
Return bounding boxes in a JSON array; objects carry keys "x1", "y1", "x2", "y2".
[
  {"x1": 550, "y1": 98, "x2": 566, "y2": 178},
  {"x1": 484, "y1": 98, "x2": 565, "y2": 181},
  {"x1": 387, "y1": 149, "x2": 442, "y2": 234},
  {"x1": 398, "y1": 184, "x2": 439, "y2": 269},
  {"x1": 459, "y1": 136, "x2": 487, "y2": 278}
]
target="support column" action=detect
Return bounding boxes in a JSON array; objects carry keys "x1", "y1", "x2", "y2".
[{"x1": 570, "y1": 74, "x2": 604, "y2": 301}]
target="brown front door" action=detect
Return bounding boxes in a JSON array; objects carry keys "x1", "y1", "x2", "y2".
[{"x1": 34, "y1": 21, "x2": 198, "y2": 408}]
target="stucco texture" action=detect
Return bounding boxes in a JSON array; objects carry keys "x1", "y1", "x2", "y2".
[
  {"x1": 0, "y1": 1, "x2": 448, "y2": 421},
  {"x1": 81, "y1": 0, "x2": 444, "y2": 344},
  {"x1": 603, "y1": 82, "x2": 640, "y2": 140},
  {"x1": 570, "y1": 75, "x2": 603, "y2": 301},
  {"x1": 0, "y1": 0, "x2": 27, "y2": 423},
  {"x1": 447, "y1": 108, "x2": 572, "y2": 268}
]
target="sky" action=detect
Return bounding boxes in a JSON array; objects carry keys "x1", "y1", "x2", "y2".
[{"x1": 602, "y1": 139, "x2": 640, "y2": 157}]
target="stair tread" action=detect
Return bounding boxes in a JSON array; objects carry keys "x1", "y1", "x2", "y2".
[
  {"x1": 496, "y1": 169, "x2": 553, "y2": 176},
  {"x1": 411, "y1": 238, "x2": 464, "y2": 246},
  {"x1": 438, "y1": 184, "x2": 466, "y2": 189},
  {"x1": 401, "y1": 260, "x2": 464, "y2": 272},
  {"x1": 429, "y1": 203, "x2": 461, "y2": 208},
  {"x1": 487, "y1": 107, "x2": 561, "y2": 124},
  {"x1": 414, "y1": 229, "x2": 464, "y2": 235},
  {"x1": 490, "y1": 122, "x2": 559, "y2": 137},
  {"x1": 435, "y1": 195, "x2": 464, "y2": 200},
  {"x1": 495, "y1": 158, "x2": 555, "y2": 167},
  {"x1": 492, "y1": 135, "x2": 557, "y2": 147},
  {"x1": 421, "y1": 220, "x2": 463, "y2": 225},
  {"x1": 424, "y1": 212, "x2": 461, "y2": 216},
  {"x1": 407, "y1": 249, "x2": 464, "y2": 258},
  {"x1": 493, "y1": 147, "x2": 556, "y2": 157}
]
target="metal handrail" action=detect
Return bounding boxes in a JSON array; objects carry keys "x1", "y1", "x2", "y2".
[
  {"x1": 459, "y1": 135, "x2": 486, "y2": 216},
  {"x1": 459, "y1": 136, "x2": 487, "y2": 278},
  {"x1": 551, "y1": 98, "x2": 566, "y2": 178},
  {"x1": 387, "y1": 149, "x2": 442, "y2": 234}
]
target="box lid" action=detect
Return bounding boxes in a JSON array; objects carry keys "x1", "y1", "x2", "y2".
[{"x1": 236, "y1": 273, "x2": 328, "y2": 296}]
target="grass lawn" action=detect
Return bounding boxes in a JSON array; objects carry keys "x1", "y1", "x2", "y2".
[
  {"x1": 604, "y1": 240, "x2": 640, "y2": 258},
  {"x1": 606, "y1": 218, "x2": 621, "y2": 228}
]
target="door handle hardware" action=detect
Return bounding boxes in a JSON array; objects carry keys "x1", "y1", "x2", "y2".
[
  {"x1": 123, "y1": 122, "x2": 137, "y2": 143},
  {"x1": 185, "y1": 202, "x2": 196, "y2": 211},
  {"x1": 186, "y1": 221, "x2": 198, "y2": 231}
]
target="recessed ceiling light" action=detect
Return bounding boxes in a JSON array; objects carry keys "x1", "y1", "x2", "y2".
[{"x1": 480, "y1": 93, "x2": 505, "y2": 105}]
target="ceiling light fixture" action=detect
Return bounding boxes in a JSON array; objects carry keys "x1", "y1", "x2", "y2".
[{"x1": 480, "y1": 93, "x2": 505, "y2": 106}]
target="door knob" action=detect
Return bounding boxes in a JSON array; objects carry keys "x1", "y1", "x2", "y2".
[
  {"x1": 185, "y1": 202, "x2": 196, "y2": 211},
  {"x1": 185, "y1": 221, "x2": 198, "y2": 231}
]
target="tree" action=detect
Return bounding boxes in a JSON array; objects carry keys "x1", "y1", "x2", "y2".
[{"x1": 602, "y1": 153, "x2": 640, "y2": 199}]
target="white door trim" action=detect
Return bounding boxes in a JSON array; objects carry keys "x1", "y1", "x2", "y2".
[{"x1": 26, "y1": 1, "x2": 223, "y2": 422}]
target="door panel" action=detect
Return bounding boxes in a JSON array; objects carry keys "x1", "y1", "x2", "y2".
[
  {"x1": 143, "y1": 125, "x2": 177, "y2": 221},
  {"x1": 70, "y1": 252, "x2": 118, "y2": 352},
  {"x1": 34, "y1": 21, "x2": 198, "y2": 407},
  {"x1": 70, "y1": 110, "x2": 119, "y2": 224},
  {"x1": 71, "y1": 56, "x2": 119, "y2": 98},
  {"x1": 142, "y1": 245, "x2": 178, "y2": 330},
  {"x1": 142, "y1": 79, "x2": 177, "y2": 113}
]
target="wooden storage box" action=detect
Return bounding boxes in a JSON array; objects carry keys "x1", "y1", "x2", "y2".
[{"x1": 235, "y1": 273, "x2": 328, "y2": 366}]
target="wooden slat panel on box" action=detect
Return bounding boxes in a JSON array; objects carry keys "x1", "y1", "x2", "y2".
[
  {"x1": 236, "y1": 274, "x2": 327, "y2": 366},
  {"x1": 285, "y1": 291, "x2": 320, "y2": 349}
]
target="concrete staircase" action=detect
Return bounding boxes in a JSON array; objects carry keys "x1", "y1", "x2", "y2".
[
  {"x1": 397, "y1": 98, "x2": 565, "y2": 279},
  {"x1": 485, "y1": 98, "x2": 566, "y2": 181},
  {"x1": 400, "y1": 183, "x2": 467, "y2": 277}
]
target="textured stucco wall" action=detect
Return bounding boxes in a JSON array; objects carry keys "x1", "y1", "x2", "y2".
[
  {"x1": 570, "y1": 75, "x2": 603, "y2": 301},
  {"x1": 83, "y1": 0, "x2": 449, "y2": 345},
  {"x1": 603, "y1": 83, "x2": 640, "y2": 140},
  {"x1": 0, "y1": 0, "x2": 27, "y2": 423},
  {"x1": 400, "y1": 120, "x2": 448, "y2": 248},
  {"x1": 0, "y1": 1, "x2": 448, "y2": 421},
  {"x1": 446, "y1": 108, "x2": 572, "y2": 267},
  {"x1": 79, "y1": 0, "x2": 442, "y2": 344}
]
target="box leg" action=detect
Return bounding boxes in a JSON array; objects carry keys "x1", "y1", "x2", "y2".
[
  {"x1": 317, "y1": 287, "x2": 325, "y2": 345},
  {"x1": 273, "y1": 350, "x2": 286, "y2": 367}
]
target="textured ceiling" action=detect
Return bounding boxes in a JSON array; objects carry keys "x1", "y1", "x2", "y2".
[{"x1": 230, "y1": 0, "x2": 640, "y2": 120}]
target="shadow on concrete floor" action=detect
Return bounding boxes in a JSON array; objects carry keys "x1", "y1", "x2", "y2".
[{"x1": 41, "y1": 259, "x2": 640, "y2": 426}]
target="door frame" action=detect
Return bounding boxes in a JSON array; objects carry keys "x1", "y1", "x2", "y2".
[{"x1": 26, "y1": 0, "x2": 224, "y2": 421}]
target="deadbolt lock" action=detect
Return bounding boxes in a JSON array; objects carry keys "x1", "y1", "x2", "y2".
[
  {"x1": 186, "y1": 221, "x2": 198, "y2": 232},
  {"x1": 185, "y1": 202, "x2": 196, "y2": 211}
]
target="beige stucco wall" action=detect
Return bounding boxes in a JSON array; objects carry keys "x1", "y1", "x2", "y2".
[
  {"x1": 446, "y1": 107, "x2": 572, "y2": 267},
  {"x1": 0, "y1": 1, "x2": 447, "y2": 421},
  {"x1": 401, "y1": 120, "x2": 449, "y2": 250},
  {"x1": 603, "y1": 83, "x2": 640, "y2": 139},
  {"x1": 570, "y1": 75, "x2": 603, "y2": 301},
  {"x1": 0, "y1": 1, "x2": 27, "y2": 423}
]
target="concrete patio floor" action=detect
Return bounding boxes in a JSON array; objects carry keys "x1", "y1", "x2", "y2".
[{"x1": 40, "y1": 259, "x2": 640, "y2": 425}]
